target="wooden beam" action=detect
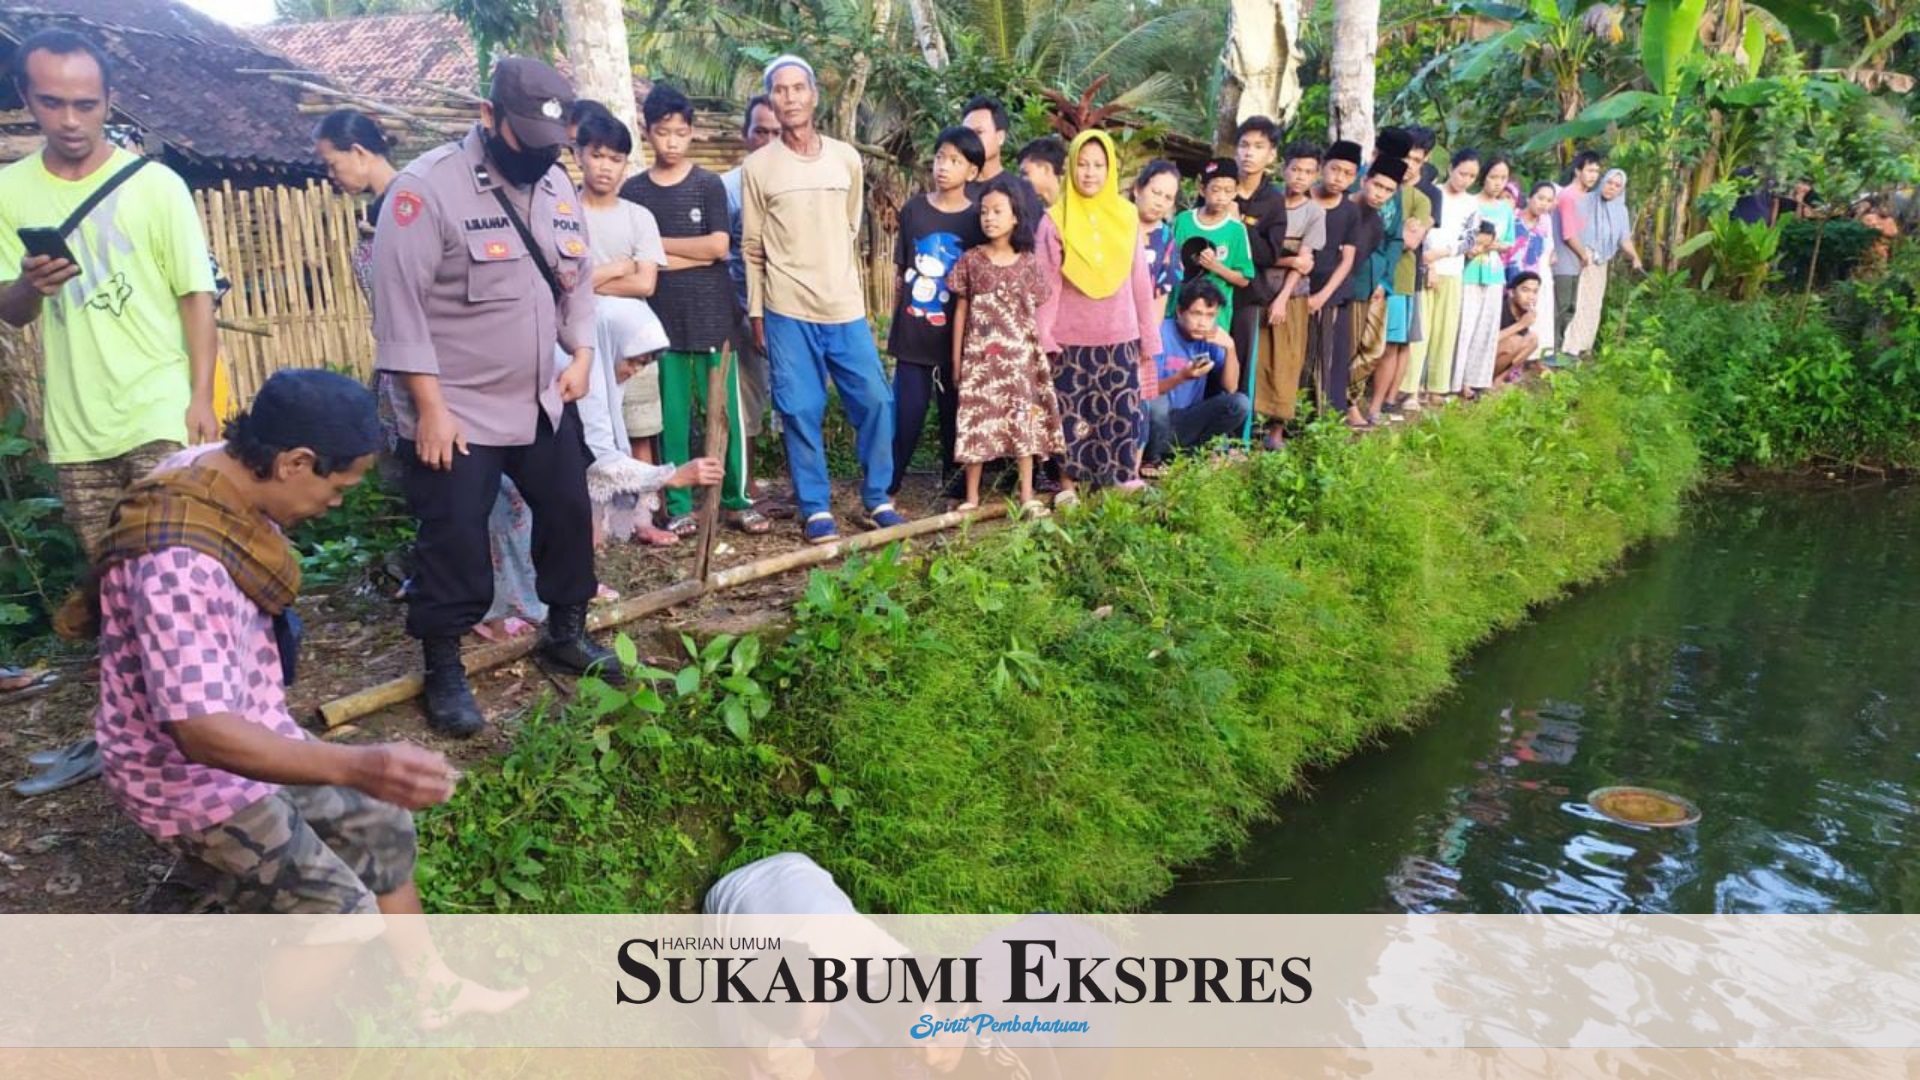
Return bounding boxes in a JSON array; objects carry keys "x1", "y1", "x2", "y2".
[{"x1": 316, "y1": 502, "x2": 1011, "y2": 728}]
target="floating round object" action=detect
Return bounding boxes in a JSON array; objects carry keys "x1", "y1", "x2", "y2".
[{"x1": 1588, "y1": 786, "x2": 1701, "y2": 828}]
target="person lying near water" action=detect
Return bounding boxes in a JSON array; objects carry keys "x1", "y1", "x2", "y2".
[{"x1": 61, "y1": 369, "x2": 524, "y2": 1028}]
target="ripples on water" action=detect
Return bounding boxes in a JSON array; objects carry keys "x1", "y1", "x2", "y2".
[{"x1": 1163, "y1": 484, "x2": 1920, "y2": 914}]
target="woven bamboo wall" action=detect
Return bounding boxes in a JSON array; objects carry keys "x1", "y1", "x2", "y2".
[{"x1": 198, "y1": 180, "x2": 373, "y2": 403}]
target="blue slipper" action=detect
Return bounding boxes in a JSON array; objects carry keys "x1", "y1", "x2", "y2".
[
  {"x1": 803, "y1": 513, "x2": 840, "y2": 545},
  {"x1": 16, "y1": 739, "x2": 102, "y2": 798},
  {"x1": 863, "y1": 503, "x2": 908, "y2": 530}
]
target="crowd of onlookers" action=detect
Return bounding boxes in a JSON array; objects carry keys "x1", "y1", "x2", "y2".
[{"x1": 0, "y1": 26, "x2": 1832, "y2": 958}]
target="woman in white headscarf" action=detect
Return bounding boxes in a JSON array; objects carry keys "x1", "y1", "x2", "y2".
[{"x1": 1559, "y1": 168, "x2": 1644, "y2": 358}]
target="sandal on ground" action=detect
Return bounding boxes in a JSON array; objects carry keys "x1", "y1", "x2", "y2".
[
  {"x1": 1117, "y1": 478, "x2": 1148, "y2": 492},
  {"x1": 664, "y1": 514, "x2": 700, "y2": 537},
  {"x1": 1052, "y1": 490, "x2": 1080, "y2": 510},
  {"x1": 1262, "y1": 429, "x2": 1287, "y2": 451},
  {"x1": 473, "y1": 617, "x2": 535, "y2": 644},
  {"x1": 14, "y1": 739, "x2": 102, "y2": 798},
  {"x1": 26, "y1": 737, "x2": 96, "y2": 769},
  {"x1": 726, "y1": 508, "x2": 772, "y2": 535},
  {"x1": 634, "y1": 523, "x2": 680, "y2": 547},
  {"x1": 595, "y1": 584, "x2": 620, "y2": 603},
  {"x1": 0, "y1": 665, "x2": 59, "y2": 704},
  {"x1": 954, "y1": 501, "x2": 980, "y2": 513},
  {"x1": 1018, "y1": 499, "x2": 1051, "y2": 519}
]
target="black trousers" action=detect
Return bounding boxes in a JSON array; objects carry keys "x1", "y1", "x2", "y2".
[
  {"x1": 1226, "y1": 299, "x2": 1265, "y2": 396},
  {"x1": 889, "y1": 359, "x2": 957, "y2": 496},
  {"x1": 399, "y1": 405, "x2": 597, "y2": 640},
  {"x1": 1308, "y1": 301, "x2": 1356, "y2": 414}
]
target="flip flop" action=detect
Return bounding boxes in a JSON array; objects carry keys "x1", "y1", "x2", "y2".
[
  {"x1": 0, "y1": 666, "x2": 59, "y2": 704},
  {"x1": 634, "y1": 524, "x2": 680, "y2": 547},
  {"x1": 15, "y1": 739, "x2": 103, "y2": 798},
  {"x1": 726, "y1": 508, "x2": 772, "y2": 535},
  {"x1": 27, "y1": 738, "x2": 96, "y2": 769}
]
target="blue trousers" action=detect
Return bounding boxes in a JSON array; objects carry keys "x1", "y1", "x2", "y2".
[{"x1": 763, "y1": 311, "x2": 896, "y2": 517}]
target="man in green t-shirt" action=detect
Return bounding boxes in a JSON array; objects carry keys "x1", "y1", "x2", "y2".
[
  {"x1": 1168, "y1": 158, "x2": 1255, "y2": 331},
  {"x1": 0, "y1": 29, "x2": 219, "y2": 558}
]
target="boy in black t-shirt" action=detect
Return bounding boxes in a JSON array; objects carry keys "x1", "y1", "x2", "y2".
[
  {"x1": 621, "y1": 85, "x2": 765, "y2": 534},
  {"x1": 887, "y1": 126, "x2": 987, "y2": 497}
]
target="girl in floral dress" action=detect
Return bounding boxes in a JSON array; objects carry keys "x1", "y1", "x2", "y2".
[{"x1": 951, "y1": 174, "x2": 1066, "y2": 515}]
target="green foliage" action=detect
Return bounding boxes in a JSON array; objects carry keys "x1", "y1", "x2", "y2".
[
  {"x1": 1777, "y1": 217, "x2": 1883, "y2": 289},
  {"x1": 0, "y1": 411, "x2": 82, "y2": 651},
  {"x1": 286, "y1": 470, "x2": 413, "y2": 588},
  {"x1": 1621, "y1": 265, "x2": 1920, "y2": 468},
  {"x1": 1675, "y1": 211, "x2": 1785, "y2": 299},
  {"x1": 416, "y1": 356, "x2": 1700, "y2": 914}
]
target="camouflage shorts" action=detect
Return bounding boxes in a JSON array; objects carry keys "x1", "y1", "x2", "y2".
[
  {"x1": 54, "y1": 440, "x2": 184, "y2": 557},
  {"x1": 157, "y1": 785, "x2": 417, "y2": 915}
]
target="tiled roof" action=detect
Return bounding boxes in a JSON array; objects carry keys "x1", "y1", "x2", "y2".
[
  {"x1": 0, "y1": 0, "x2": 326, "y2": 173},
  {"x1": 252, "y1": 13, "x2": 480, "y2": 105}
]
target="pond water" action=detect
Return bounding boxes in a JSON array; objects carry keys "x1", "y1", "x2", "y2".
[{"x1": 1161, "y1": 483, "x2": 1920, "y2": 915}]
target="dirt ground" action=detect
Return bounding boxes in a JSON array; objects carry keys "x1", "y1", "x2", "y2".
[{"x1": 0, "y1": 474, "x2": 986, "y2": 914}]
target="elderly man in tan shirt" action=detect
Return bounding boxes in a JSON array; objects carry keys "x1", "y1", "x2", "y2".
[{"x1": 743, "y1": 54, "x2": 904, "y2": 545}]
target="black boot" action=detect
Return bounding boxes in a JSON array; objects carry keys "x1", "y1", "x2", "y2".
[
  {"x1": 422, "y1": 638, "x2": 485, "y2": 738},
  {"x1": 539, "y1": 603, "x2": 627, "y2": 686}
]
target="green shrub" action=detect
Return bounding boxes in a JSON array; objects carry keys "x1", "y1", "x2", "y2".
[
  {"x1": 1621, "y1": 265, "x2": 1920, "y2": 469},
  {"x1": 415, "y1": 354, "x2": 1700, "y2": 914}
]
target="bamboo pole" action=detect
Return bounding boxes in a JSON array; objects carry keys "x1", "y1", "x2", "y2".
[
  {"x1": 317, "y1": 502, "x2": 1011, "y2": 728},
  {"x1": 693, "y1": 346, "x2": 734, "y2": 584}
]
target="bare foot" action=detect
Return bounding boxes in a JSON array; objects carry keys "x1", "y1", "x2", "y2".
[{"x1": 417, "y1": 970, "x2": 530, "y2": 1031}]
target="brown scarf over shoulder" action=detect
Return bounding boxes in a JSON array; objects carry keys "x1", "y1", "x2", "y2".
[{"x1": 55, "y1": 464, "x2": 301, "y2": 640}]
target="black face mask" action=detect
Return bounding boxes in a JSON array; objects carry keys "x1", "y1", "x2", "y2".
[{"x1": 486, "y1": 129, "x2": 560, "y2": 188}]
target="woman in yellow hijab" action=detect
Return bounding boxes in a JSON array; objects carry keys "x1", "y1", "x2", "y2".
[{"x1": 1036, "y1": 130, "x2": 1164, "y2": 497}]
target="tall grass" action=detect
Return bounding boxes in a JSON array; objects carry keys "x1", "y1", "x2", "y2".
[{"x1": 415, "y1": 346, "x2": 1699, "y2": 914}]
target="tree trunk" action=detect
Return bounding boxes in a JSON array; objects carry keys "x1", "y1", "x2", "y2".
[
  {"x1": 836, "y1": 0, "x2": 897, "y2": 142},
  {"x1": 906, "y1": 0, "x2": 949, "y2": 69},
  {"x1": 1217, "y1": 0, "x2": 1305, "y2": 147},
  {"x1": 560, "y1": 0, "x2": 637, "y2": 139},
  {"x1": 1329, "y1": 0, "x2": 1379, "y2": 153}
]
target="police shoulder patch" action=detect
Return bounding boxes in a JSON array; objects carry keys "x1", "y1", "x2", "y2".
[{"x1": 393, "y1": 190, "x2": 424, "y2": 227}]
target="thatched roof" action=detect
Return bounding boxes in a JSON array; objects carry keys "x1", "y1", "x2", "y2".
[{"x1": 0, "y1": 0, "x2": 329, "y2": 179}]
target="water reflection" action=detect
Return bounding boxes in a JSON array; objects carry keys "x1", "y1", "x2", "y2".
[{"x1": 1163, "y1": 484, "x2": 1920, "y2": 914}]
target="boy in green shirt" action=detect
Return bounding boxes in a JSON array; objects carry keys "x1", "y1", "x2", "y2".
[{"x1": 1168, "y1": 158, "x2": 1254, "y2": 331}]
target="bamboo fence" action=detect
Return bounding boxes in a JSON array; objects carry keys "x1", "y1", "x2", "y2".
[{"x1": 196, "y1": 180, "x2": 374, "y2": 403}]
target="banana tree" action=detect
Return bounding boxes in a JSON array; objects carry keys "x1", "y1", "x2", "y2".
[
  {"x1": 1518, "y1": 0, "x2": 1848, "y2": 266},
  {"x1": 1448, "y1": 0, "x2": 1626, "y2": 130}
]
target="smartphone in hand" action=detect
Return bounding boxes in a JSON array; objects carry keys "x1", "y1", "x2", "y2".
[{"x1": 18, "y1": 227, "x2": 78, "y2": 266}]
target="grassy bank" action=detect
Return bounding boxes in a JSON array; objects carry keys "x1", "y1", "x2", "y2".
[{"x1": 415, "y1": 341, "x2": 1700, "y2": 914}]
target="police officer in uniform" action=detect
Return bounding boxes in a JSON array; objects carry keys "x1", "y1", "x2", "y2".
[{"x1": 372, "y1": 57, "x2": 622, "y2": 737}]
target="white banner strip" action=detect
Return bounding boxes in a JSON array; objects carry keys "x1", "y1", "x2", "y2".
[{"x1": 3, "y1": 914, "x2": 1916, "y2": 1050}]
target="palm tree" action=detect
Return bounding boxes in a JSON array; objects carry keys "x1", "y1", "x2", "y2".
[{"x1": 948, "y1": 0, "x2": 1227, "y2": 136}]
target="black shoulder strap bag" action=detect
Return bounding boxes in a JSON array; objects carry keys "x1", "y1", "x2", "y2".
[{"x1": 56, "y1": 156, "x2": 150, "y2": 238}]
